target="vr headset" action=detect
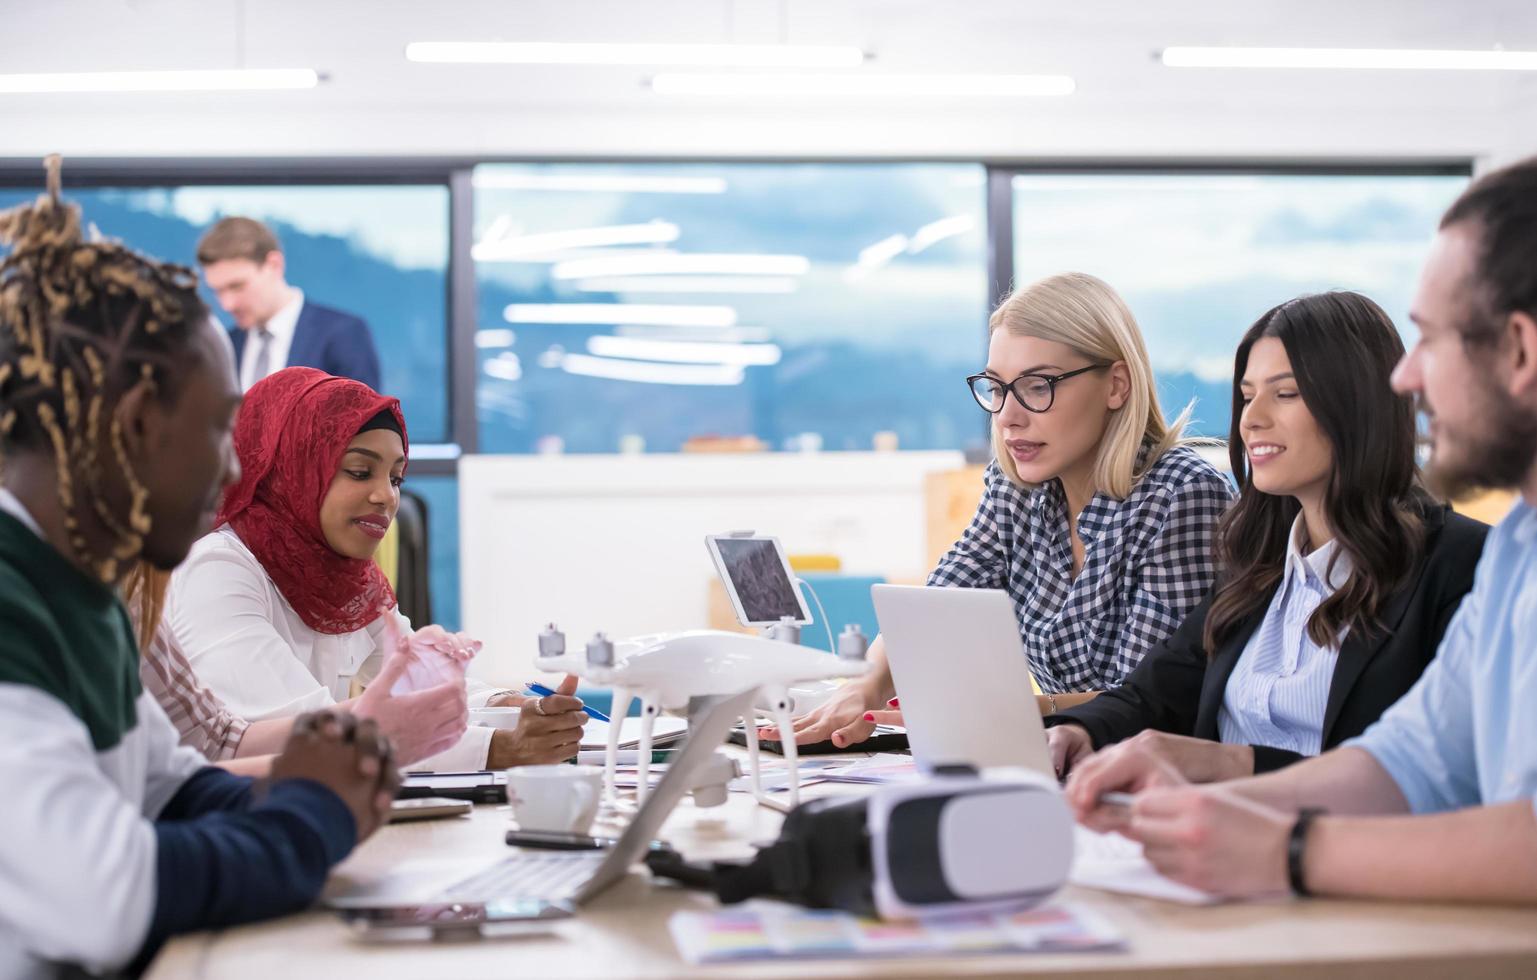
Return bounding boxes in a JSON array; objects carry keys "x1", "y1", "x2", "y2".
[{"x1": 648, "y1": 766, "x2": 1074, "y2": 919}]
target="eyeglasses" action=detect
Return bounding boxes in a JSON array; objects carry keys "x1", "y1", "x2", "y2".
[{"x1": 965, "y1": 364, "x2": 1108, "y2": 414}]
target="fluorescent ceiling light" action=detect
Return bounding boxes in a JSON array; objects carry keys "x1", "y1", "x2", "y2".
[
  {"x1": 616, "y1": 325, "x2": 772, "y2": 342},
  {"x1": 848, "y1": 215, "x2": 976, "y2": 281},
  {"x1": 0, "y1": 68, "x2": 321, "y2": 94},
  {"x1": 552, "y1": 253, "x2": 810, "y2": 279},
  {"x1": 908, "y1": 214, "x2": 975, "y2": 253},
  {"x1": 472, "y1": 173, "x2": 727, "y2": 194},
  {"x1": 406, "y1": 443, "x2": 463, "y2": 461},
  {"x1": 651, "y1": 72, "x2": 1075, "y2": 97},
  {"x1": 473, "y1": 220, "x2": 680, "y2": 262},
  {"x1": 857, "y1": 234, "x2": 909, "y2": 269},
  {"x1": 1160, "y1": 46, "x2": 1537, "y2": 71},
  {"x1": 475, "y1": 328, "x2": 517, "y2": 348},
  {"x1": 560, "y1": 353, "x2": 744, "y2": 386},
  {"x1": 587, "y1": 335, "x2": 782, "y2": 366},
  {"x1": 574, "y1": 275, "x2": 799, "y2": 294},
  {"x1": 406, "y1": 41, "x2": 863, "y2": 68},
  {"x1": 483, "y1": 353, "x2": 523, "y2": 381},
  {"x1": 504, "y1": 303, "x2": 737, "y2": 327}
]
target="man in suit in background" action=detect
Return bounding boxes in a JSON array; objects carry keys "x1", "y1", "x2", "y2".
[{"x1": 197, "y1": 216, "x2": 382, "y2": 392}]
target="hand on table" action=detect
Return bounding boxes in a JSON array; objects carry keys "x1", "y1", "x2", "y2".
[
  {"x1": 269, "y1": 710, "x2": 399, "y2": 843},
  {"x1": 354, "y1": 641, "x2": 469, "y2": 766},
  {"x1": 768, "y1": 685, "x2": 893, "y2": 748},
  {"x1": 487, "y1": 674, "x2": 587, "y2": 767}
]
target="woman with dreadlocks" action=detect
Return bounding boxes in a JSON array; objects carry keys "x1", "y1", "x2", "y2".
[{"x1": 0, "y1": 159, "x2": 396, "y2": 977}]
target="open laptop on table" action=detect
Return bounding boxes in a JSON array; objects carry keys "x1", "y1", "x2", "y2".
[
  {"x1": 873, "y1": 584, "x2": 1219, "y2": 904},
  {"x1": 871, "y1": 584, "x2": 1052, "y2": 775},
  {"x1": 327, "y1": 687, "x2": 759, "y2": 929}
]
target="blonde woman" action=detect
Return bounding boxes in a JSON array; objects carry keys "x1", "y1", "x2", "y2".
[{"x1": 786, "y1": 273, "x2": 1234, "y2": 751}]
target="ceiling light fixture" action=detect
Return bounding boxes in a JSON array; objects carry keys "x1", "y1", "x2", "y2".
[
  {"x1": 586, "y1": 335, "x2": 783, "y2": 366},
  {"x1": 503, "y1": 303, "x2": 738, "y2": 327},
  {"x1": 651, "y1": 72, "x2": 1074, "y2": 97},
  {"x1": 1160, "y1": 46, "x2": 1537, "y2": 71},
  {"x1": 406, "y1": 41, "x2": 864, "y2": 68},
  {"x1": 473, "y1": 220, "x2": 681, "y2": 262},
  {"x1": 574, "y1": 275, "x2": 800, "y2": 294},
  {"x1": 560, "y1": 353, "x2": 745, "y2": 386},
  {"x1": 0, "y1": 68, "x2": 321, "y2": 93},
  {"x1": 551, "y1": 253, "x2": 810, "y2": 279}
]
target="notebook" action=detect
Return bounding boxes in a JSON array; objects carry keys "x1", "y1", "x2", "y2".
[{"x1": 581, "y1": 715, "x2": 689, "y2": 750}]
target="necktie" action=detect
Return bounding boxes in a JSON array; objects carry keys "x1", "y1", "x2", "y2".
[{"x1": 249, "y1": 325, "x2": 274, "y2": 384}]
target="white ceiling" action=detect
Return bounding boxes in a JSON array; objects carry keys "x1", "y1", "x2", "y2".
[{"x1": 0, "y1": 0, "x2": 1534, "y2": 161}]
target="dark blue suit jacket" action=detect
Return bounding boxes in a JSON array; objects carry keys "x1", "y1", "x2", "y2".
[{"x1": 230, "y1": 300, "x2": 381, "y2": 392}]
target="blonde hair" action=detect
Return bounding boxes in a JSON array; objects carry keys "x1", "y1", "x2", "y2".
[
  {"x1": 988, "y1": 272, "x2": 1191, "y2": 499},
  {"x1": 121, "y1": 562, "x2": 171, "y2": 651}
]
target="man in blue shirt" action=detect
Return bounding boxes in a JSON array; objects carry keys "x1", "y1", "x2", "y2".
[{"x1": 1065, "y1": 156, "x2": 1537, "y2": 902}]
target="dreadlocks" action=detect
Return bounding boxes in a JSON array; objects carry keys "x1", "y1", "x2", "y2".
[{"x1": 0, "y1": 155, "x2": 207, "y2": 582}]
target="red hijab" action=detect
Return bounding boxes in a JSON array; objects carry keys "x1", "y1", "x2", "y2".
[{"x1": 217, "y1": 367, "x2": 409, "y2": 635}]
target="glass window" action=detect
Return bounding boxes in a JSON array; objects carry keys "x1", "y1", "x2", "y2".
[
  {"x1": 0, "y1": 183, "x2": 452, "y2": 442},
  {"x1": 472, "y1": 163, "x2": 989, "y2": 454},
  {"x1": 1011, "y1": 172, "x2": 1468, "y2": 437}
]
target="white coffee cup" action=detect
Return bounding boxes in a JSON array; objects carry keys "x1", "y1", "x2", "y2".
[
  {"x1": 506, "y1": 765, "x2": 603, "y2": 834},
  {"x1": 468, "y1": 706, "x2": 521, "y2": 731}
]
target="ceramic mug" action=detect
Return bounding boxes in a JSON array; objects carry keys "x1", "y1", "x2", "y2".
[{"x1": 506, "y1": 764, "x2": 603, "y2": 834}]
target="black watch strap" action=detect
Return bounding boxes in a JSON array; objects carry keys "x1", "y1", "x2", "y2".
[{"x1": 1287, "y1": 807, "x2": 1325, "y2": 897}]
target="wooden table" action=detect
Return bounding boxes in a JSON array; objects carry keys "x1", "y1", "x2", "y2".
[{"x1": 149, "y1": 770, "x2": 1537, "y2": 979}]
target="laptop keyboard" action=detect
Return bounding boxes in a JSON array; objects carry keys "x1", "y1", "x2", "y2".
[{"x1": 437, "y1": 852, "x2": 604, "y2": 903}]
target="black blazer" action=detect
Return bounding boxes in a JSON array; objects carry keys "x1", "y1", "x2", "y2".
[{"x1": 1046, "y1": 506, "x2": 1488, "y2": 772}]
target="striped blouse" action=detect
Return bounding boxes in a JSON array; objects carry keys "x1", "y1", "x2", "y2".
[{"x1": 1217, "y1": 513, "x2": 1352, "y2": 756}]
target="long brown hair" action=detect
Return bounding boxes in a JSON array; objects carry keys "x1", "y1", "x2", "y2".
[{"x1": 1203, "y1": 292, "x2": 1428, "y2": 653}]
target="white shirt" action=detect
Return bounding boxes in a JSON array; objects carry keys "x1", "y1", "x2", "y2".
[
  {"x1": 0, "y1": 489, "x2": 206, "y2": 977},
  {"x1": 239, "y1": 287, "x2": 303, "y2": 392},
  {"x1": 1218, "y1": 513, "x2": 1353, "y2": 757},
  {"x1": 164, "y1": 525, "x2": 495, "y2": 771}
]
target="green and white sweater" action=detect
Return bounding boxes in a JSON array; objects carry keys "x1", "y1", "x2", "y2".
[{"x1": 0, "y1": 491, "x2": 358, "y2": 979}]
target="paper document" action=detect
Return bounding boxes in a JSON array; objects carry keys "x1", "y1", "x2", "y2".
[
  {"x1": 1069, "y1": 827, "x2": 1219, "y2": 905},
  {"x1": 580, "y1": 716, "x2": 689, "y2": 751}
]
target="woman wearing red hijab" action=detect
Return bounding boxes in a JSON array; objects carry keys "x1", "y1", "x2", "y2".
[{"x1": 165, "y1": 368, "x2": 586, "y2": 770}]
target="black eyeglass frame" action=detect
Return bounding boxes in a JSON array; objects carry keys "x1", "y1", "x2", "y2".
[{"x1": 965, "y1": 363, "x2": 1108, "y2": 414}]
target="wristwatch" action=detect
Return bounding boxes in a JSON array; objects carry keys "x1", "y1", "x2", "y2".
[
  {"x1": 1287, "y1": 807, "x2": 1325, "y2": 897},
  {"x1": 1044, "y1": 693, "x2": 1060, "y2": 715}
]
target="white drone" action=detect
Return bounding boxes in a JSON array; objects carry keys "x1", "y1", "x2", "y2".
[{"x1": 534, "y1": 626, "x2": 870, "y2": 808}]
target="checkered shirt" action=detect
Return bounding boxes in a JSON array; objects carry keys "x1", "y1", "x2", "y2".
[{"x1": 927, "y1": 445, "x2": 1234, "y2": 693}]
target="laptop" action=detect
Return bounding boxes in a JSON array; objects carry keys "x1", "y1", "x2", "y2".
[
  {"x1": 327, "y1": 687, "x2": 759, "y2": 914},
  {"x1": 871, "y1": 584, "x2": 1053, "y2": 775}
]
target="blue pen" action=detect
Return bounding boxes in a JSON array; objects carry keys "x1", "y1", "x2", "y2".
[{"x1": 525, "y1": 682, "x2": 611, "y2": 723}]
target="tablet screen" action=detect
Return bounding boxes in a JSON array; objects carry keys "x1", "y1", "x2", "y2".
[{"x1": 713, "y1": 536, "x2": 805, "y2": 625}]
